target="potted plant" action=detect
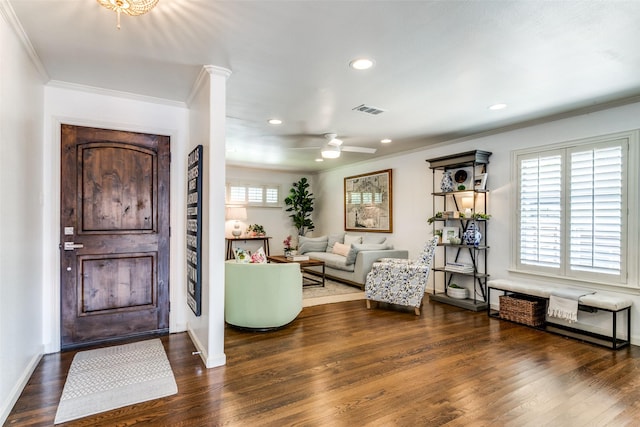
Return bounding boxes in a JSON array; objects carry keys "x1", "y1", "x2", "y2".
[
  {"x1": 284, "y1": 177, "x2": 315, "y2": 236},
  {"x1": 283, "y1": 235, "x2": 297, "y2": 256},
  {"x1": 246, "y1": 224, "x2": 266, "y2": 236},
  {"x1": 427, "y1": 211, "x2": 444, "y2": 225}
]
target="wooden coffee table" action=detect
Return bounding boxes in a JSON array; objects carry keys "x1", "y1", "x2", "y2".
[{"x1": 267, "y1": 255, "x2": 325, "y2": 287}]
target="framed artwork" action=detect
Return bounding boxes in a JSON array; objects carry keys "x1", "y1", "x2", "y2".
[
  {"x1": 442, "y1": 226, "x2": 459, "y2": 244},
  {"x1": 186, "y1": 145, "x2": 203, "y2": 316},
  {"x1": 474, "y1": 173, "x2": 488, "y2": 190},
  {"x1": 344, "y1": 169, "x2": 392, "y2": 232}
]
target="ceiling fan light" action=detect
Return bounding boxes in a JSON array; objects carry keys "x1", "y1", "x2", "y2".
[{"x1": 321, "y1": 144, "x2": 340, "y2": 159}]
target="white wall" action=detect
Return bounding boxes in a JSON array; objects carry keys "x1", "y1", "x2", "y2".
[
  {"x1": 42, "y1": 85, "x2": 190, "y2": 352},
  {"x1": 314, "y1": 102, "x2": 640, "y2": 343},
  {"x1": 0, "y1": 8, "x2": 45, "y2": 423},
  {"x1": 225, "y1": 166, "x2": 317, "y2": 254}
]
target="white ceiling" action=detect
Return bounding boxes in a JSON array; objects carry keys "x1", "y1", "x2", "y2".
[{"x1": 7, "y1": 0, "x2": 640, "y2": 172}]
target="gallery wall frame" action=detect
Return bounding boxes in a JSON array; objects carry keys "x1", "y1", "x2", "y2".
[{"x1": 344, "y1": 169, "x2": 392, "y2": 233}]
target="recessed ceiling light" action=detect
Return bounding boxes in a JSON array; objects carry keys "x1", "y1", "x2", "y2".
[
  {"x1": 267, "y1": 118, "x2": 282, "y2": 125},
  {"x1": 488, "y1": 103, "x2": 507, "y2": 111},
  {"x1": 315, "y1": 158, "x2": 324, "y2": 162},
  {"x1": 349, "y1": 58, "x2": 374, "y2": 70},
  {"x1": 381, "y1": 138, "x2": 392, "y2": 144}
]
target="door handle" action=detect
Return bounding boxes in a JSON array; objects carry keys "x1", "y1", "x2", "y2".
[{"x1": 63, "y1": 242, "x2": 84, "y2": 251}]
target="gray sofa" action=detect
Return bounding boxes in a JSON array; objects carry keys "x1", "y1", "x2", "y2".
[{"x1": 296, "y1": 233, "x2": 409, "y2": 289}]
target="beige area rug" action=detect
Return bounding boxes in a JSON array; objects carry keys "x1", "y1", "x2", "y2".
[
  {"x1": 302, "y1": 278, "x2": 365, "y2": 307},
  {"x1": 54, "y1": 338, "x2": 177, "y2": 424}
]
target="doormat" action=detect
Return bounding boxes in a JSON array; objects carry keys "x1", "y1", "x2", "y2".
[
  {"x1": 54, "y1": 338, "x2": 177, "y2": 424},
  {"x1": 303, "y1": 279, "x2": 365, "y2": 307}
]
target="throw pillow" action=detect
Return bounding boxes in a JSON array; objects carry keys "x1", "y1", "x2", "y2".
[
  {"x1": 363, "y1": 235, "x2": 387, "y2": 244},
  {"x1": 250, "y1": 247, "x2": 267, "y2": 263},
  {"x1": 298, "y1": 235, "x2": 328, "y2": 254},
  {"x1": 325, "y1": 232, "x2": 345, "y2": 253},
  {"x1": 346, "y1": 243, "x2": 391, "y2": 265},
  {"x1": 332, "y1": 242, "x2": 351, "y2": 257},
  {"x1": 344, "y1": 234, "x2": 362, "y2": 246},
  {"x1": 234, "y1": 248, "x2": 250, "y2": 263}
]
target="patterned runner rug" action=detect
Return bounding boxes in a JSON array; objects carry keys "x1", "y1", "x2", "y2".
[{"x1": 54, "y1": 338, "x2": 177, "y2": 424}]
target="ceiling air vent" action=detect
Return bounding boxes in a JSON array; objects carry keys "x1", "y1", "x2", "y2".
[{"x1": 352, "y1": 104, "x2": 386, "y2": 115}]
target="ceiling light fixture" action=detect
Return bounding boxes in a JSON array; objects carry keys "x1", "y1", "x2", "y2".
[
  {"x1": 381, "y1": 138, "x2": 392, "y2": 144},
  {"x1": 349, "y1": 58, "x2": 374, "y2": 70},
  {"x1": 97, "y1": 0, "x2": 159, "y2": 29},
  {"x1": 488, "y1": 103, "x2": 507, "y2": 110},
  {"x1": 315, "y1": 158, "x2": 324, "y2": 162},
  {"x1": 267, "y1": 118, "x2": 282, "y2": 125},
  {"x1": 321, "y1": 144, "x2": 340, "y2": 159}
]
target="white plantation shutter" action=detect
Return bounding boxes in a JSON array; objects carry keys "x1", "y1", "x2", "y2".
[
  {"x1": 226, "y1": 182, "x2": 281, "y2": 207},
  {"x1": 229, "y1": 186, "x2": 247, "y2": 204},
  {"x1": 247, "y1": 186, "x2": 263, "y2": 203},
  {"x1": 569, "y1": 143, "x2": 624, "y2": 276},
  {"x1": 516, "y1": 138, "x2": 627, "y2": 283},
  {"x1": 519, "y1": 153, "x2": 562, "y2": 269},
  {"x1": 265, "y1": 187, "x2": 279, "y2": 205}
]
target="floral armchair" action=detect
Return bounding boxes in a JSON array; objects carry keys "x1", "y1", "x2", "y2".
[{"x1": 364, "y1": 237, "x2": 439, "y2": 315}]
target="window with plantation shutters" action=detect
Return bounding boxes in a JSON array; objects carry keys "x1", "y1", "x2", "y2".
[
  {"x1": 516, "y1": 137, "x2": 629, "y2": 285},
  {"x1": 226, "y1": 182, "x2": 281, "y2": 207},
  {"x1": 568, "y1": 143, "x2": 624, "y2": 276}
]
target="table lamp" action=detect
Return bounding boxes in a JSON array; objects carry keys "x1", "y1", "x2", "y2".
[{"x1": 225, "y1": 206, "x2": 247, "y2": 238}]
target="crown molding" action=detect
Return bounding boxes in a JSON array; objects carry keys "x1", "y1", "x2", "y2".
[
  {"x1": 0, "y1": 0, "x2": 49, "y2": 82},
  {"x1": 186, "y1": 65, "x2": 232, "y2": 107},
  {"x1": 46, "y1": 80, "x2": 187, "y2": 108}
]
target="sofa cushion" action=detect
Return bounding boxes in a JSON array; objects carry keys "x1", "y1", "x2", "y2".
[
  {"x1": 298, "y1": 235, "x2": 328, "y2": 254},
  {"x1": 306, "y1": 252, "x2": 355, "y2": 272},
  {"x1": 344, "y1": 234, "x2": 362, "y2": 245},
  {"x1": 346, "y1": 243, "x2": 391, "y2": 265},
  {"x1": 332, "y1": 242, "x2": 351, "y2": 257},
  {"x1": 363, "y1": 235, "x2": 387, "y2": 244},
  {"x1": 326, "y1": 232, "x2": 345, "y2": 253}
]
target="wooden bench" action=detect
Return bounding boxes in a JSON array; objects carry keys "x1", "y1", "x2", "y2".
[{"x1": 487, "y1": 279, "x2": 632, "y2": 349}]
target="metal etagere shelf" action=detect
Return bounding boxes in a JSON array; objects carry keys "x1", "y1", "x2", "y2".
[{"x1": 426, "y1": 150, "x2": 492, "y2": 312}]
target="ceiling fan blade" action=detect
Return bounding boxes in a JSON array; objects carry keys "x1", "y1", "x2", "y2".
[{"x1": 341, "y1": 146, "x2": 377, "y2": 154}]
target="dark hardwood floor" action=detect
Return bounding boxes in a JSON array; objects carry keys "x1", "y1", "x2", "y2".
[{"x1": 6, "y1": 298, "x2": 640, "y2": 426}]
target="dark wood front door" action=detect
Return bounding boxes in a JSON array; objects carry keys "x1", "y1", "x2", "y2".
[{"x1": 60, "y1": 125, "x2": 170, "y2": 349}]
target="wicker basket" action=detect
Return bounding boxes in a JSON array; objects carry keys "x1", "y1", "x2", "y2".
[{"x1": 499, "y1": 294, "x2": 546, "y2": 327}]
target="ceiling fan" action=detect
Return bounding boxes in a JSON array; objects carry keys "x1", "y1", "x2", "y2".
[{"x1": 308, "y1": 133, "x2": 378, "y2": 159}]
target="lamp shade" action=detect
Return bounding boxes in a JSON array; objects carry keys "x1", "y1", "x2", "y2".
[{"x1": 225, "y1": 206, "x2": 247, "y2": 221}]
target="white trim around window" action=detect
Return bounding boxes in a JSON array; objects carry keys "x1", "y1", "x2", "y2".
[{"x1": 511, "y1": 130, "x2": 639, "y2": 290}]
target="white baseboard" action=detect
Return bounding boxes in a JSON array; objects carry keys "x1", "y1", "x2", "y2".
[
  {"x1": 0, "y1": 351, "x2": 43, "y2": 425},
  {"x1": 187, "y1": 328, "x2": 226, "y2": 369}
]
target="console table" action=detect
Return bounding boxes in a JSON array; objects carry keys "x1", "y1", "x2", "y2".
[{"x1": 225, "y1": 236, "x2": 271, "y2": 260}]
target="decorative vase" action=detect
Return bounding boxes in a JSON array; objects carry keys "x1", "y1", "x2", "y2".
[
  {"x1": 462, "y1": 221, "x2": 482, "y2": 246},
  {"x1": 440, "y1": 170, "x2": 454, "y2": 192}
]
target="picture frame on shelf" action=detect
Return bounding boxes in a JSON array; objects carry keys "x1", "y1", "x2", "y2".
[
  {"x1": 442, "y1": 226, "x2": 459, "y2": 244},
  {"x1": 453, "y1": 167, "x2": 473, "y2": 191},
  {"x1": 474, "y1": 173, "x2": 488, "y2": 190}
]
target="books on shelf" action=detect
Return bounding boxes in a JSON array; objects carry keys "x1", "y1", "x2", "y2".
[
  {"x1": 444, "y1": 262, "x2": 474, "y2": 273},
  {"x1": 287, "y1": 255, "x2": 309, "y2": 261}
]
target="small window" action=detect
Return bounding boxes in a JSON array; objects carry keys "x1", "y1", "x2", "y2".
[{"x1": 226, "y1": 182, "x2": 281, "y2": 207}]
